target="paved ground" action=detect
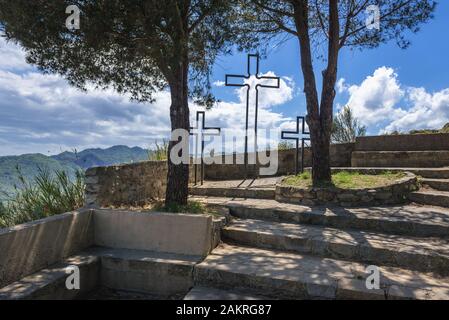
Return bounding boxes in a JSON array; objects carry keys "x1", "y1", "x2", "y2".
[{"x1": 191, "y1": 177, "x2": 278, "y2": 189}]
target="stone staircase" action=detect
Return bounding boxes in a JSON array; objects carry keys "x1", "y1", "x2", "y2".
[
  {"x1": 186, "y1": 168, "x2": 449, "y2": 300},
  {"x1": 410, "y1": 174, "x2": 449, "y2": 208}
]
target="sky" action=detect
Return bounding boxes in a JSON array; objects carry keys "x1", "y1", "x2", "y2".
[{"x1": 0, "y1": 2, "x2": 448, "y2": 156}]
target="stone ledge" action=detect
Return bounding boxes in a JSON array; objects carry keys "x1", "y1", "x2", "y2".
[
  {"x1": 351, "y1": 151, "x2": 449, "y2": 168},
  {"x1": 275, "y1": 172, "x2": 419, "y2": 207}
]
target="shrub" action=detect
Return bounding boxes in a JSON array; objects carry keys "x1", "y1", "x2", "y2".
[
  {"x1": 0, "y1": 166, "x2": 85, "y2": 228},
  {"x1": 148, "y1": 140, "x2": 169, "y2": 161}
]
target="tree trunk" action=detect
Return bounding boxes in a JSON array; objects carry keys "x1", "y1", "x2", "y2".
[
  {"x1": 165, "y1": 60, "x2": 190, "y2": 206},
  {"x1": 313, "y1": 0, "x2": 340, "y2": 184},
  {"x1": 293, "y1": 0, "x2": 339, "y2": 186},
  {"x1": 310, "y1": 123, "x2": 332, "y2": 182}
]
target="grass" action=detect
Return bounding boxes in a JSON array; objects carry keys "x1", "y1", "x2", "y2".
[
  {"x1": 148, "y1": 140, "x2": 169, "y2": 161},
  {"x1": 283, "y1": 171, "x2": 405, "y2": 189},
  {"x1": 0, "y1": 166, "x2": 85, "y2": 228}
]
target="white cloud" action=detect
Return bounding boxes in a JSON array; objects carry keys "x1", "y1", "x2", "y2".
[
  {"x1": 340, "y1": 67, "x2": 449, "y2": 134},
  {"x1": 336, "y1": 78, "x2": 347, "y2": 94},
  {"x1": 0, "y1": 39, "x2": 296, "y2": 156},
  {"x1": 384, "y1": 87, "x2": 449, "y2": 133},
  {"x1": 213, "y1": 80, "x2": 225, "y2": 87},
  {"x1": 345, "y1": 67, "x2": 405, "y2": 127},
  {"x1": 0, "y1": 38, "x2": 31, "y2": 71}
]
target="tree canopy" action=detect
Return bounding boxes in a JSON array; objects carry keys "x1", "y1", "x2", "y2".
[
  {"x1": 0, "y1": 0, "x2": 240, "y2": 105},
  {"x1": 0, "y1": 0, "x2": 244, "y2": 205}
]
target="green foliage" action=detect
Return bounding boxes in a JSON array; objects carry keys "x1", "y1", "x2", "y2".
[
  {"x1": 0, "y1": 146, "x2": 149, "y2": 200},
  {"x1": 284, "y1": 171, "x2": 404, "y2": 190},
  {"x1": 148, "y1": 140, "x2": 169, "y2": 161},
  {"x1": 277, "y1": 141, "x2": 294, "y2": 151},
  {"x1": 0, "y1": 166, "x2": 85, "y2": 228},
  {"x1": 0, "y1": 0, "x2": 241, "y2": 106},
  {"x1": 332, "y1": 105, "x2": 366, "y2": 143},
  {"x1": 237, "y1": 1, "x2": 437, "y2": 53},
  {"x1": 0, "y1": 153, "x2": 79, "y2": 199}
]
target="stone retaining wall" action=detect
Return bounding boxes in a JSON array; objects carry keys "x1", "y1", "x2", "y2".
[
  {"x1": 352, "y1": 151, "x2": 449, "y2": 168},
  {"x1": 355, "y1": 133, "x2": 449, "y2": 151},
  {"x1": 276, "y1": 172, "x2": 419, "y2": 207},
  {"x1": 204, "y1": 143, "x2": 354, "y2": 180},
  {"x1": 85, "y1": 161, "x2": 195, "y2": 207}
]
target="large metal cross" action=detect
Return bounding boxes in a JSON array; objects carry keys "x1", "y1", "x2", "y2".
[
  {"x1": 225, "y1": 54, "x2": 280, "y2": 177},
  {"x1": 190, "y1": 111, "x2": 221, "y2": 185},
  {"x1": 281, "y1": 116, "x2": 310, "y2": 174}
]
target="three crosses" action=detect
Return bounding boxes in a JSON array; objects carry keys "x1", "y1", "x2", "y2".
[{"x1": 190, "y1": 54, "x2": 310, "y2": 184}]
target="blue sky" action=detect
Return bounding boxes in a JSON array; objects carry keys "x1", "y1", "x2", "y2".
[{"x1": 0, "y1": 2, "x2": 448, "y2": 156}]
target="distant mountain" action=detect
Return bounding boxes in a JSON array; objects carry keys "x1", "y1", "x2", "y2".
[
  {"x1": 0, "y1": 146, "x2": 149, "y2": 199},
  {"x1": 52, "y1": 145, "x2": 149, "y2": 169}
]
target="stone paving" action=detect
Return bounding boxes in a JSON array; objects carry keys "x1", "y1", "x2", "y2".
[
  {"x1": 191, "y1": 177, "x2": 279, "y2": 189},
  {"x1": 195, "y1": 244, "x2": 449, "y2": 300}
]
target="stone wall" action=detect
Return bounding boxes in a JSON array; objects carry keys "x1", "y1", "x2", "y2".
[
  {"x1": 355, "y1": 133, "x2": 449, "y2": 151},
  {"x1": 204, "y1": 143, "x2": 355, "y2": 180},
  {"x1": 352, "y1": 151, "x2": 449, "y2": 168},
  {"x1": 85, "y1": 161, "x2": 195, "y2": 207},
  {"x1": 94, "y1": 209, "x2": 214, "y2": 256},
  {"x1": 276, "y1": 172, "x2": 419, "y2": 207}
]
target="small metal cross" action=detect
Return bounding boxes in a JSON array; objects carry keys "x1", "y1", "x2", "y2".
[
  {"x1": 190, "y1": 111, "x2": 221, "y2": 185},
  {"x1": 281, "y1": 116, "x2": 310, "y2": 174}
]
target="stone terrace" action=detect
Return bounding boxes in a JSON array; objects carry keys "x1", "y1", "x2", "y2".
[{"x1": 186, "y1": 166, "x2": 449, "y2": 300}]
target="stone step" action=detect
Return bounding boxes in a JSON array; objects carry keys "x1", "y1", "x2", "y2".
[
  {"x1": 0, "y1": 247, "x2": 202, "y2": 300},
  {"x1": 191, "y1": 196, "x2": 449, "y2": 238},
  {"x1": 421, "y1": 179, "x2": 449, "y2": 192},
  {"x1": 194, "y1": 244, "x2": 449, "y2": 300},
  {"x1": 189, "y1": 187, "x2": 275, "y2": 199},
  {"x1": 91, "y1": 247, "x2": 201, "y2": 297},
  {"x1": 408, "y1": 168, "x2": 449, "y2": 179},
  {"x1": 222, "y1": 219, "x2": 449, "y2": 276},
  {"x1": 351, "y1": 151, "x2": 449, "y2": 168},
  {"x1": 409, "y1": 190, "x2": 449, "y2": 208},
  {"x1": 184, "y1": 286, "x2": 271, "y2": 300},
  {"x1": 0, "y1": 253, "x2": 100, "y2": 300}
]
